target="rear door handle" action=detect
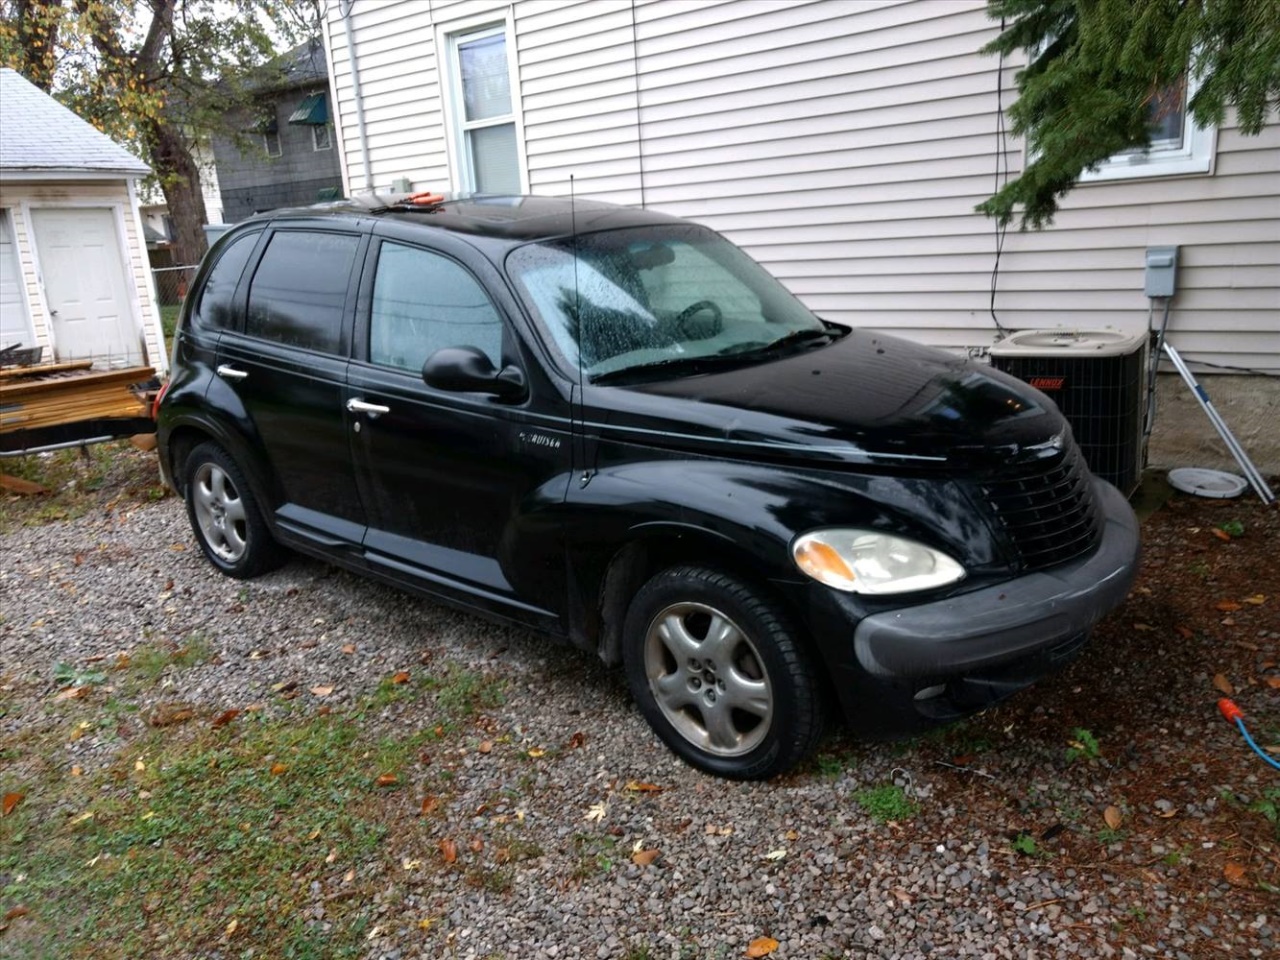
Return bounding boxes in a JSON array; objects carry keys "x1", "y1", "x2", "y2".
[
  {"x1": 216, "y1": 364, "x2": 248, "y2": 381},
  {"x1": 346, "y1": 397, "x2": 390, "y2": 417}
]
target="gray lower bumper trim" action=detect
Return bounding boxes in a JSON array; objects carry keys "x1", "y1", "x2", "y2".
[{"x1": 854, "y1": 479, "x2": 1140, "y2": 679}]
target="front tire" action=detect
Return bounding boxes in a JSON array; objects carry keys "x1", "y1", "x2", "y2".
[
  {"x1": 622, "y1": 566, "x2": 825, "y2": 779},
  {"x1": 183, "y1": 441, "x2": 285, "y2": 579}
]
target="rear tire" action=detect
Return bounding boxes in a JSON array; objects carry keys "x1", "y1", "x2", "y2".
[
  {"x1": 622, "y1": 565, "x2": 825, "y2": 779},
  {"x1": 183, "y1": 441, "x2": 285, "y2": 579}
]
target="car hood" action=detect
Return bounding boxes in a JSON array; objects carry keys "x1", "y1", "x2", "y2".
[{"x1": 584, "y1": 329, "x2": 1069, "y2": 470}]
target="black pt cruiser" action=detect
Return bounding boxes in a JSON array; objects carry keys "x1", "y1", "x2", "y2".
[{"x1": 157, "y1": 194, "x2": 1139, "y2": 779}]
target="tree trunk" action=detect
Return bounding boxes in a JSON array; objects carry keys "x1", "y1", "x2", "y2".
[{"x1": 147, "y1": 118, "x2": 209, "y2": 267}]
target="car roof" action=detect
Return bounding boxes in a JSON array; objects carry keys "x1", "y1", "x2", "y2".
[{"x1": 249, "y1": 193, "x2": 690, "y2": 244}]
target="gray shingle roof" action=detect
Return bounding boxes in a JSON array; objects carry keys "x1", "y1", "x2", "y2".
[{"x1": 0, "y1": 68, "x2": 151, "y2": 176}]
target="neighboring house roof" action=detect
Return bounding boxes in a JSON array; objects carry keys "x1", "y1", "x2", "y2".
[
  {"x1": 270, "y1": 38, "x2": 328, "y2": 91},
  {"x1": 0, "y1": 67, "x2": 150, "y2": 177}
]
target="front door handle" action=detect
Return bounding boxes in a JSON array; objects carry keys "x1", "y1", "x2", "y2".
[
  {"x1": 216, "y1": 364, "x2": 248, "y2": 381},
  {"x1": 346, "y1": 397, "x2": 390, "y2": 418}
]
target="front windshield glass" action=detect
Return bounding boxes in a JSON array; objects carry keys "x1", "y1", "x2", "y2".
[{"x1": 505, "y1": 224, "x2": 828, "y2": 380}]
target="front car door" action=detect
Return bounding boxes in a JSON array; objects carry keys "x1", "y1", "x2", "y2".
[
  {"x1": 345, "y1": 234, "x2": 573, "y2": 627},
  {"x1": 215, "y1": 225, "x2": 369, "y2": 547}
]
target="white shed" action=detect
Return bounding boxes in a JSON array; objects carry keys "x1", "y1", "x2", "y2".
[{"x1": 0, "y1": 67, "x2": 167, "y2": 375}]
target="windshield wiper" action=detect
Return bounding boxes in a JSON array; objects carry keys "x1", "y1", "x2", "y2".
[
  {"x1": 731, "y1": 326, "x2": 837, "y2": 357},
  {"x1": 589, "y1": 352, "x2": 756, "y2": 385}
]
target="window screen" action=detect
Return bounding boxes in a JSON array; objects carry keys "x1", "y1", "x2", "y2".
[
  {"x1": 245, "y1": 231, "x2": 359, "y2": 354},
  {"x1": 193, "y1": 231, "x2": 257, "y2": 331},
  {"x1": 452, "y1": 27, "x2": 521, "y2": 194},
  {"x1": 369, "y1": 242, "x2": 503, "y2": 372}
]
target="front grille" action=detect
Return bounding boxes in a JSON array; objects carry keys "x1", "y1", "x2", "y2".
[{"x1": 979, "y1": 445, "x2": 1103, "y2": 571}]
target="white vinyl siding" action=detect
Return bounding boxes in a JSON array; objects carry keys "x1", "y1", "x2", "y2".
[{"x1": 325, "y1": 0, "x2": 1280, "y2": 372}]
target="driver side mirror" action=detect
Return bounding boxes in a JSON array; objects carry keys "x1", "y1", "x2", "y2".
[{"x1": 422, "y1": 346, "x2": 527, "y2": 401}]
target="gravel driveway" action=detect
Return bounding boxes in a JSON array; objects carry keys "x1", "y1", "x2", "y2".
[{"x1": 2, "y1": 469, "x2": 1276, "y2": 960}]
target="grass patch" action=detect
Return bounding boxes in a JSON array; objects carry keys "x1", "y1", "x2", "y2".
[
  {"x1": 127, "y1": 635, "x2": 214, "y2": 684},
  {"x1": 854, "y1": 783, "x2": 919, "y2": 822},
  {"x1": 0, "y1": 442, "x2": 165, "y2": 532},
  {"x1": 0, "y1": 708, "x2": 407, "y2": 959},
  {"x1": 1064, "y1": 727, "x2": 1102, "y2": 763}
]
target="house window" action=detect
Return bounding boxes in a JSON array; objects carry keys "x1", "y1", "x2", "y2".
[
  {"x1": 1080, "y1": 76, "x2": 1216, "y2": 182},
  {"x1": 262, "y1": 130, "x2": 282, "y2": 158},
  {"x1": 443, "y1": 22, "x2": 523, "y2": 194},
  {"x1": 313, "y1": 124, "x2": 332, "y2": 151}
]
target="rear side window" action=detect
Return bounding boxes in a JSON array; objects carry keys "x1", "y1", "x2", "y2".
[
  {"x1": 246, "y1": 231, "x2": 360, "y2": 354},
  {"x1": 192, "y1": 232, "x2": 257, "y2": 330},
  {"x1": 369, "y1": 241, "x2": 503, "y2": 372}
]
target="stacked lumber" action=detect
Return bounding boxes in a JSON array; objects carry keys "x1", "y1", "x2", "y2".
[{"x1": 0, "y1": 365, "x2": 154, "y2": 433}]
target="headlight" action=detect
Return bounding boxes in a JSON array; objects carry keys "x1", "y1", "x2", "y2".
[{"x1": 791, "y1": 529, "x2": 965, "y2": 595}]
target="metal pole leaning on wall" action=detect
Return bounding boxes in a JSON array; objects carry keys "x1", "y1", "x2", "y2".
[{"x1": 1162, "y1": 343, "x2": 1276, "y2": 506}]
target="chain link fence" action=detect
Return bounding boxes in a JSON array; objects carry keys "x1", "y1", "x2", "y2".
[{"x1": 153, "y1": 265, "x2": 199, "y2": 339}]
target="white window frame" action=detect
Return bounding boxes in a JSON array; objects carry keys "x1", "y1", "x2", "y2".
[
  {"x1": 262, "y1": 129, "x2": 282, "y2": 158},
  {"x1": 312, "y1": 124, "x2": 332, "y2": 152},
  {"x1": 436, "y1": 9, "x2": 529, "y2": 195},
  {"x1": 1081, "y1": 74, "x2": 1216, "y2": 183}
]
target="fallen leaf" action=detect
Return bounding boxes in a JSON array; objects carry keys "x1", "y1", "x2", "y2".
[
  {"x1": 1103, "y1": 806, "x2": 1122, "y2": 830},
  {"x1": 1212, "y1": 673, "x2": 1235, "y2": 696},
  {"x1": 632, "y1": 848, "x2": 659, "y2": 866},
  {"x1": 892, "y1": 887, "x2": 913, "y2": 904},
  {"x1": 54, "y1": 685, "x2": 88, "y2": 701},
  {"x1": 309, "y1": 685, "x2": 334, "y2": 697},
  {"x1": 566, "y1": 731, "x2": 586, "y2": 749},
  {"x1": 402, "y1": 857, "x2": 422, "y2": 871},
  {"x1": 341, "y1": 644, "x2": 356, "y2": 655},
  {"x1": 1223, "y1": 861, "x2": 1247, "y2": 884},
  {"x1": 420, "y1": 795, "x2": 440, "y2": 815},
  {"x1": 469, "y1": 837, "x2": 484, "y2": 853},
  {"x1": 325, "y1": 848, "x2": 337, "y2": 863},
  {"x1": 625, "y1": 781, "x2": 663, "y2": 793},
  {"x1": 270, "y1": 762, "x2": 288, "y2": 776},
  {"x1": 785, "y1": 829, "x2": 799, "y2": 841},
  {"x1": 746, "y1": 936, "x2": 779, "y2": 958},
  {"x1": 375, "y1": 773, "x2": 398, "y2": 787},
  {"x1": 225, "y1": 918, "x2": 238, "y2": 936},
  {"x1": 169, "y1": 543, "x2": 186, "y2": 551},
  {"x1": 391, "y1": 671, "x2": 410, "y2": 684},
  {"x1": 2, "y1": 793, "x2": 23, "y2": 817},
  {"x1": 1132, "y1": 622, "x2": 1153, "y2": 632},
  {"x1": 478, "y1": 740, "x2": 492, "y2": 754},
  {"x1": 1243, "y1": 594, "x2": 1267, "y2": 605},
  {"x1": 134, "y1": 759, "x2": 146, "y2": 772},
  {"x1": 584, "y1": 802, "x2": 607, "y2": 823},
  {"x1": 438, "y1": 838, "x2": 458, "y2": 863},
  {"x1": 1174, "y1": 625, "x2": 1195, "y2": 639},
  {"x1": 70, "y1": 766, "x2": 82, "y2": 777},
  {"x1": 764, "y1": 849, "x2": 787, "y2": 861},
  {"x1": 1266, "y1": 677, "x2": 1280, "y2": 690},
  {"x1": 1211, "y1": 528, "x2": 1231, "y2": 541},
  {"x1": 1215, "y1": 601, "x2": 1242, "y2": 612},
  {"x1": 149, "y1": 705, "x2": 194, "y2": 727},
  {"x1": 211, "y1": 709, "x2": 240, "y2": 728},
  {"x1": 271, "y1": 680, "x2": 298, "y2": 694},
  {"x1": 343, "y1": 868, "x2": 355, "y2": 882},
  {"x1": 3, "y1": 905, "x2": 30, "y2": 923},
  {"x1": 526, "y1": 747, "x2": 546, "y2": 758}
]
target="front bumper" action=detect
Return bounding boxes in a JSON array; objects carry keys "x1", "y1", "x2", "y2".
[{"x1": 819, "y1": 479, "x2": 1140, "y2": 733}]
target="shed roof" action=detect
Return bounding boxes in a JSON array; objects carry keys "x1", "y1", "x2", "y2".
[{"x1": 0, "y1": 68, "x2": 151, "y2": 177}]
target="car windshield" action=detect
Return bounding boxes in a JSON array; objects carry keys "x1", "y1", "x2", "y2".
[{"x1": 505, "y1": 224, "x2": 830, "y2": 381}]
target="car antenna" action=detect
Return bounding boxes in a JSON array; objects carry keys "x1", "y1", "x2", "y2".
[{"x1": 570, "y1": 174, "x2": 590, "y2": 487}]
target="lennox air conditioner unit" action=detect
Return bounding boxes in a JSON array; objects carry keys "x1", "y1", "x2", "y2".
[{"x1": 990, "y1": 329, "x2": 1147, "y2": 495}]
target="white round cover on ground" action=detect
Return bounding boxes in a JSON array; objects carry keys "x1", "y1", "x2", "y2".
[{"x1": 1167, "y1": 468, "x2": 1248, "y2": 499}]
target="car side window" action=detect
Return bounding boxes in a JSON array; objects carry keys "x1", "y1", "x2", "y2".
[
  {"x1": 370, "y1": 241, "x2": 503, "y2": 373},
  {"x1": 245, "y1": 230, "x2": 360, "y2": 353},
  {"x1": 192, "y1": 232, "x2": 258, "y2": 330}
]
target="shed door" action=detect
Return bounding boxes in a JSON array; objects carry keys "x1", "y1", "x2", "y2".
[
  {"x1": 30, "y1": 207, "x2": 142, "y2": 367},
  {"x1": 0, "y1": 211, "x2": 34, "y2": 348}
]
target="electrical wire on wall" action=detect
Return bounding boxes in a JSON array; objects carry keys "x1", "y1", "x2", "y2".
[
  {"x1": 629, "y1": 0, "x2": 647, "y2": 209},
  {"x1": 988, "y1": 19, "x2": 1010, "y2": 339}
]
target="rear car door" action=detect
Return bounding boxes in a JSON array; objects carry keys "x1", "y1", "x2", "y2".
[
  {"x1": 214, "y1": 225, "x2": 368, "y2": 547},
  {"x1": 345, "y1": 235, "x2": 573, "y2": 625}
]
